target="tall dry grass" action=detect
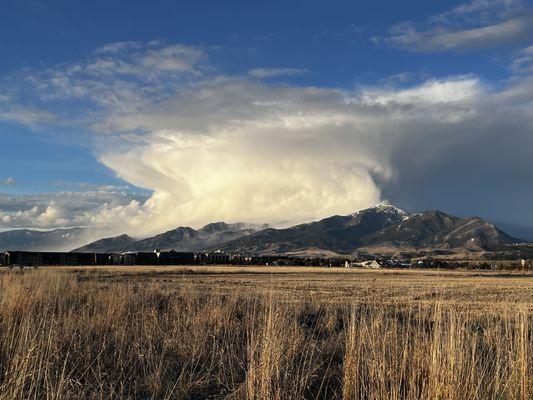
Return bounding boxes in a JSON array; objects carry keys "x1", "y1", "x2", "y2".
[{"x1": 0, "y1": 270, "x2": 530, "y2": 399}]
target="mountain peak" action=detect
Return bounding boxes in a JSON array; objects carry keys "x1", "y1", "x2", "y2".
[
  {"x1": 200, "y1": 222, "x2": 230, "y2": 234},
  {"x1": 72, "y1": 233, "x2": 136, "y2": 253},
  {"x1": 351, "y1": 204, "x2": 409, "y2": 221},
  {"x1": 373, "y1": 203, "x2": 408, "y2": 215}
]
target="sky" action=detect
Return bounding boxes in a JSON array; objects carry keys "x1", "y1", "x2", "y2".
[{"x1": 0, "y1": 0, "x2": 532, "y2": 240}]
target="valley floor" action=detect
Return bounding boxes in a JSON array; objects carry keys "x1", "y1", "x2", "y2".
[{"x1": 0, "y1": 266, "x2": 531, "y2": 399}]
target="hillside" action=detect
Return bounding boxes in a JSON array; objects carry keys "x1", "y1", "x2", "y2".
[{"x1": 74, "y1": 234, "x2": 137, "y2": 253}]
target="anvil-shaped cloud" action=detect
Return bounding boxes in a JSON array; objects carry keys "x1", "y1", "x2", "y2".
[{"x1": 1, "y1": 41, "x2": 533, "y2": 238}]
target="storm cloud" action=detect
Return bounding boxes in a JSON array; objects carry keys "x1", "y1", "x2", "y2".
[{"x1": 1, "y1": 41, "x2": 532, "y2": 236}]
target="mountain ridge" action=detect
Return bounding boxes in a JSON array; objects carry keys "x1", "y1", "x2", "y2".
[
  {"x1": 212, "y1": 206, "x2": 521, "y2": 256},
  {"x1": 0, "y1": 228, "x2": 88, "y2": 252},
  {"x1": 74, "y1": 222, "x2": 269, "y2": 253},
  {"x1": 1, "y1": 206, "x2": 526, "y2": 256}
]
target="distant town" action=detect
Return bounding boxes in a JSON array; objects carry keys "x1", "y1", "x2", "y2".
[{"x1": 1, "y1": 249, "x2": 530, "y2": 270}]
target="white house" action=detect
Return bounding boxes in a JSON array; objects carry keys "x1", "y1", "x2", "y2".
[{"x1": 345, "y1": 260, "x2": 381, "y2": 269}]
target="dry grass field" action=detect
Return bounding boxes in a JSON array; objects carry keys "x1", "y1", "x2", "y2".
[{"x1": 0, "y1": 266, "x2": 531, "y2": 399}]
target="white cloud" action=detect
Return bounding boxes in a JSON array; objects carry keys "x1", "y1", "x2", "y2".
[
  {"x1": 0, "y1": 190, "x2": 149, "y2": 232},
  {"x1": 2, "y1": 177, "x2": 16, "y2": 186},
  {"x1": 510, "y1": 44, "x2": 533, "y2": 74},
  {"x1": 430, "y1": 0, "x2": 522, "y2": 23},
  {"x1": 376, "y1": 0, "x2": 533, "y2": 52},
  {"x1": 94, "y1": 41, "x2": 145, "y2": 54},
  {"x1": 139, "y1": 45, "x2": 205, "y2": 73},
  {"x1": 248, "y1": 68, "x2": 308, "y2": 79},
  {"x1": 357, "y1": 76, "x2": 482, "y2": 105},
  {"x1": 22, "y1": 42, "x2": 207, "y2": 119},
  {"x1": 377, "y1": 72, "x2": 426, "y2": 85},
  {"x1": 0, "y1": 107, "x2": 56, "y2": 126}
]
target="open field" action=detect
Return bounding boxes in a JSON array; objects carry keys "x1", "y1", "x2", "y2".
[{"x1": 0, "y1": 266, "x2": 531, "y2": 399}]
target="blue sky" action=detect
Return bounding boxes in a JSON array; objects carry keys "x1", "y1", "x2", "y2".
[
  {"x1": 1, "y1": 1, "x2": 522, "y2": 84},
  {"x1": 0, "y1": 0, "x2": 532, "y2": 237}
]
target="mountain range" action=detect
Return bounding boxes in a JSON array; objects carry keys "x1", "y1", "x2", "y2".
[
  {"x1": 211, "y1": 205, "x2": 520, "y2": 256},
  {"x1": 0, "y1": 228, "x2": 87, "y2": 252},
  {"x1": 0, "y1": 205, "x2": 526, "y2": 257},
  {"x1": 74, "y1": 222, "x2": 269, "y2": 253}
]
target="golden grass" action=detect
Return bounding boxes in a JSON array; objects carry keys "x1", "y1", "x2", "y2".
[{"x1": 0, "y1": 266, "x2": 531, "y2": 399}]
